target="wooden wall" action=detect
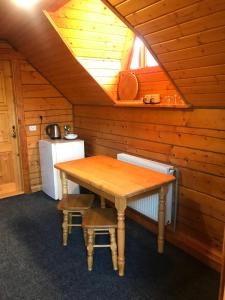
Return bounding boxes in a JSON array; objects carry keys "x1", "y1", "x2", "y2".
[
  {"x1": 0, "y1": 41, "x2": 73, "y2": 192},
  {"x1": 0, "y1": 0, "x2": 113, "y2": 106},
  {"x1": 104, "y1": 0, "x2": 225, "y2": 107},
  {"x1": 48, "y1": 0, "x2": 134, "y2": 99},
  {"x1": 23, "y1": 61, "x2": 73, "y2": 192},
  {"x1": 119, "y1": 66, "x2": 185, "y2": 105},
  {"x1": 74, "y1": 104, "x2": 225, "y2": 270}
]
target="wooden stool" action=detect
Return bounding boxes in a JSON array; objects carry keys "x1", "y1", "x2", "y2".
[
  {"x1": 82, "y1": 208, "x2": 118, "y2": 271},
  {"x1": 57, "y1": 194, "x2": 94, "y2": 246}
]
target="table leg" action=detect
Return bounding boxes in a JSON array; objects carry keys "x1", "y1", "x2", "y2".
[
  {"x1": 60, "y1": 171, "x2": 68, "y2": 200},
  {"x1": 158, "y1": 185, "x2": 167, "y2": 253},
  {"x1": 115, "y1": 196, "x2": 127, "y2": 276}
]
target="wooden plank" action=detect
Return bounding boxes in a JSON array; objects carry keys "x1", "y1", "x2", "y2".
[
  {"x1": 180, "y1": 187, "x2": 225, "y2": 223},
  {"x1": 170, "y1": 64, "x2": 225, "y2": 80},
  {"x1": 116, "y1": 0, "x2": 159, "y2": 16},
  {"x1": 22, "y1": 84, "x2": 62, "y2": 98},
  {"x1": 179, "y1": 205, "x2": 224, "y2": 244},
  {"x1": 126, "y1": 0, "x2": 199, "y2": 26},
  {"x1": 164, "y1": 53, "x2": 225, "y2": 71},
  {"x1": 180, "y1": 167, "x2": 225, "y2": 200},
  {"x1": 52, "y1": 16, "x2": 128, "y2": 35},
  {"x1": 23, "y1": 97, "x2": 72, "y2": 111},
  {"x1": 25, "y1": 114, "x2": 73, "y2": 125},
  {"x1": 158, "y1": 40, "x2": 225, "y2": 63},
  {"x1": 152, "y1": 25, "x2": 225, "y2": 54},
  {"x1": 135, "y1": 0, "x2": 225, "y2": 35},
  {"x1": 53, "y1": 7, "x2": 125, "y2": 26},
  {"x1": 145, "y1": 10, "x2": 225, "y2": 45},
  {"x1": 74, "y1": 106, "x2": 225, "y2": 130},
  {"x1": 21, "y1": 71, "x2": 49, "y2": 84}
]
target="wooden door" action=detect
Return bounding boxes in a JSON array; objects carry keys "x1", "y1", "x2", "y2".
[{"x1": 0, "y1": 60, "x2": 22, "y2": 198}]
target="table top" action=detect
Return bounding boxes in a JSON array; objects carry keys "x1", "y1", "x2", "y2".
[{"x1": 55, "y1": 155, "x2": 175, "y2": 198}]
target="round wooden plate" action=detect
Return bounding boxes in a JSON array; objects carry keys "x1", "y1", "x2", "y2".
[{"x1": 118, "y1": 72, "x2": 138, "y2": 100}]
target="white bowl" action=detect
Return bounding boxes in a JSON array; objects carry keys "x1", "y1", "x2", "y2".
[{"x1": 64, "y1": 133, "x2": 78, "y2": 140}]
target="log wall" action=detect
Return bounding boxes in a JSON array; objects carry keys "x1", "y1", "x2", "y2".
[
  {"x1": 74, "y1": 104, "x2": 225, "y2": 270},
  {"x1": 0, "y1": 41, "x2": 73, "y2": 192}
]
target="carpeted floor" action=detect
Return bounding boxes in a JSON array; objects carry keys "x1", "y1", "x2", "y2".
[{"x1": 0, "y1": 192, "x2": 220, "y2": 300}]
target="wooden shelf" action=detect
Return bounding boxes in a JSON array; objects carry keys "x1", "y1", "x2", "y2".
[{"x1": 114, "y1": 100, "x2": 192, "y2": 109}]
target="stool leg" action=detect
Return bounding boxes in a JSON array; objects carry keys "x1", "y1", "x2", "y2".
[
  {"x1": 87, "y1": 228, "x2": 94, "y2": 271},
  {"x1": 62, "y1": 210, "x2": 69, "y2": 246},
  {"x1": 68, "y1": 212, "x2": 72, "y2": 234},
  {"x1": 109, "y1": 228, "x2": 118, "y2": 271}
]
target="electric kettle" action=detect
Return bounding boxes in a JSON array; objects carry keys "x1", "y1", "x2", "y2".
[{"x1": 46, "y1": 124, "x2": 61, "y2": 139}]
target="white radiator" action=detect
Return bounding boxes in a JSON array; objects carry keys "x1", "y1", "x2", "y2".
[{"x1": 117, "y1": 153, "x2": 175, "y2": 224}]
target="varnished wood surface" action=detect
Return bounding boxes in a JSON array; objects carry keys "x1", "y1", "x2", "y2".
[
  {"x1": 57, "y1": 156, "x2": 174, "y2": 275},
  {"x1": 104, "y1": 0, "x2": 225, "y2": 107},
  {"x1": 82, "y1": 208, "x2": 117, "y2": 228},
  {"x1": 0, "y1": 41, "x2": 73, "y2": 192},
  {"x1": 0, "y1": 60, "x2": 23, "y2": 198},
  {"x1": 0, "y1": 0, "x2": 113, "y2": 106},
  {"x1": 118, "y1": 67, "x2": 188, "y2": 106},
  {"x1": 73, "y1": 104, "x2": 225, "y2": 271},
  {"x1": 57, "y1": 194, "x2": 94, "y2": 210},
  {"x1": 48, "y1": 0, "x2": 134, "y2": 100},
  {"x1": 55, "y1": 155, "x2": 175, "y2": 198}
]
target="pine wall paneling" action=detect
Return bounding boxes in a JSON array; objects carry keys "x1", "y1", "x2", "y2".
[
  {"x1": 48, "y1": 0, "x2": 134, "y2": 100},
  {"x1": 73, "y1": 104, "x2": 225, "y2": 270},
  {"x1": 0, "y1": 0, "x2": 114, "y2": 106},
  {"x1": 0, "y1": 42, "x2": 73, "y2": 192},
  {"x1": 104, "y1": 0, "x2": 225, "y2": 107},
  {"x1": 118, "y1": 66, "x2": 186, "y2": 105}
]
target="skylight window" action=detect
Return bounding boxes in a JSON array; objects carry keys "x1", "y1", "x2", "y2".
[{"x1": 130, "y1": 37, "x2": 158, "y2": 70}]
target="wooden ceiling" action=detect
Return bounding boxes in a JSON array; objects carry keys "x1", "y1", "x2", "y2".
[
  {"x1": 103, "y1": 0, "x2": 225, "y2": 107},
  {"x1": 0, "y1": 0, "x2": 114, "y2": 105},
  {"x1": 0, "y1": 0, "x2": 224, "y2": 107}
]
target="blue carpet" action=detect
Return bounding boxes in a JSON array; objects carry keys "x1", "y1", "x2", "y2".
[{"x1": 0, "y1": 192, "x2": 219, "y2": 300}]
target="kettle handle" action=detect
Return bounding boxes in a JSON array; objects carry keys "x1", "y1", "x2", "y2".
[{"x1": 46, "y1": 125, "x2": 51, "y2": 137}]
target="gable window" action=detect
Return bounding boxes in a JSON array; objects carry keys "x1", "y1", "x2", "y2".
[{"x1": 129, "y1": 37, "x2": 158, "y2": 70}]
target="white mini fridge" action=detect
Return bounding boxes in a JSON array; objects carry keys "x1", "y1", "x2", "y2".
[{"x1": 39, "y1": 139, "x2": 84, "y2": 200}]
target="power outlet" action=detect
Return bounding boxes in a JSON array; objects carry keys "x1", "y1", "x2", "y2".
[{"x1": 29, "y1": 125, "x2": 37, "y2": 132}]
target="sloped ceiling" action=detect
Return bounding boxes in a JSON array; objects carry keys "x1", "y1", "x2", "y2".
[
  {"x1": 0, "y1": 0, "x2": 114, "y2": 105},
  {"x1": 103, "y1": 0, "x2": 225, "y2": 107}
]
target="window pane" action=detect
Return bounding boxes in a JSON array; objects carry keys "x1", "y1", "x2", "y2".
[{"x1": 130, "y1": 37, "x2": 158, "y2": 69}]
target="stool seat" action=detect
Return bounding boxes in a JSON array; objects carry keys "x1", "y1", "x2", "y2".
[
  {"x1": 58, "y1": 194, "x2": 94, "y2": 211},
  {"x1": 82, "y1": 208, "x2": 117, "y2": 228},
  {"x1": 82, "y1": 208, "x2": 118, "y2": 272},
  {"x1": 58, "y1": 194, "x2": 94, "y2": 246}
]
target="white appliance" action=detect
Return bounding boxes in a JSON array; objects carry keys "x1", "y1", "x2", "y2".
[{"x1": 39, "y1": 139, "x2": 84, "y2": 200}]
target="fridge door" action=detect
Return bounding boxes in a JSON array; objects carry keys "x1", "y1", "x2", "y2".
[{"x1": 39, "y1": 140, "x2": 58, "y2": 199}]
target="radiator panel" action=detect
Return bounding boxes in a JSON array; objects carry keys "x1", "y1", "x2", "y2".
[{"x1": 117, "y1": 153, "x2": 174, "y2": 224}]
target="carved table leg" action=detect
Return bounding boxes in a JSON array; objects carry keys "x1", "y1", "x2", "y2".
[
  {"x1": 115, "y1": 196, "x2": 126, "y2": 276},
  {"x1": 109, "y1": 228, "x2": 118, "y2": 271},
  {"x1": 60, "y1": 170, "x2": 68, "y2": 200},
  {"x1": 158, "y1": 185, "x2": 167, "y2": 253}
]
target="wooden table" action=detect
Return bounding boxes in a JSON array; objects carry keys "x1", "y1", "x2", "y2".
[{"x1": 55, "y1": 155, "x2": 175, "y2": 276}]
